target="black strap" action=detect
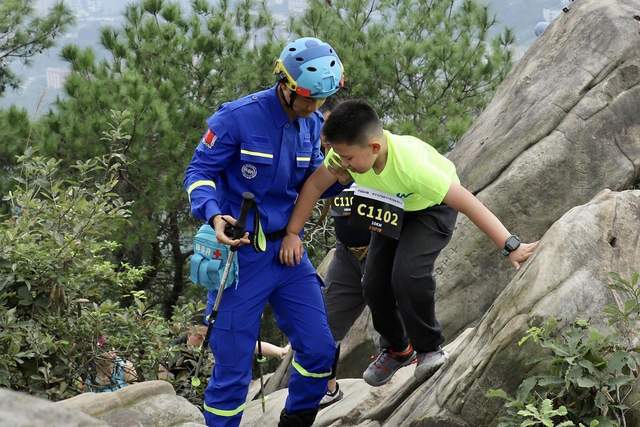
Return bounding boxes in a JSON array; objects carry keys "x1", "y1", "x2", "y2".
[{"x1": 256, "y1": 228, "x2": 287, "y2": 242}]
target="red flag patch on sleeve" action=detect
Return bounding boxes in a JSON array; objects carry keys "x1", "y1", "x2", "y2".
[{"x1": 201, "y1": 129, "x2": 217, "y2": 148}]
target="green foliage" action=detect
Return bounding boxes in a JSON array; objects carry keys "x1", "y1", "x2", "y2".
[
  {"x1": 35, "y1": 0, "x2": 280, "y2": 316},
  {"x1": 0, "y1": 107, "x2": 32, "y2": 212},
  {"x1": 603, "y1": 273, "x2": 640, "y2": 348},
  {"x1": 0, "y1": 117, "x2": 205, "y2": 403},
  {"x1": 290, "y1": 0, "x2": 514, "y2": 152},
  {"x1": 304, "y1": 200, "x2": 336, "y2": 267},
  {"x1": 0, "y1": 0, "x2": 74, "y2": 96},
  {"x1": 488, "y1": 274, "x2": 640, "y2": 427}
]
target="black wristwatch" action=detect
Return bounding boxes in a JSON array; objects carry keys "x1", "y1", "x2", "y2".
[{"x1": 502, "y1": 235, "x2": 521, "y2": 256}]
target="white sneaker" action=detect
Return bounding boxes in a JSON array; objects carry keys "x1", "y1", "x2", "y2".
[{"x1": 319, "y1": 382, "x2": 344, "y2": 409}]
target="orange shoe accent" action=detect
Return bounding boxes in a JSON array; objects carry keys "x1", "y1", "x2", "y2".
[{"x1": 390, "y1": 344, "x2": 414, "y2": 358}]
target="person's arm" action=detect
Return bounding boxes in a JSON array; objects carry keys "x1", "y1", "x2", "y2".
[
  {"x1": 184, "y1": 111, "x2": 249, "y2": 247},
  {"x1": 279, "y1": 165, "x2": 338, "y2": 266},
  {"x1": 184, "y1": 127, "x2": 233, "y2": 223},
  {"x1": 255, "y1": 342, "x2": 291, "y2": 359},
  {"x1": 305, "y1": 120, "x2": 351, "y2": 198},
  {"x1": 442, "y1": 182, "x2": 538, "y2": 269}
]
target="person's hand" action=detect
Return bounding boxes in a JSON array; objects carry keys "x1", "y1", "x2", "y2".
[
  {"x1": 280, "y1": 343, "x2": 291, "y2": 360},
  {"x1": 509, "y1": 241, "x2": 539, "y2": 270},
  {"x1": 212, "y1": 215, "x2": 250, "y2": 247},
  {"x1": 279, "y1": 232, "x2": 304, "y2": 266}
]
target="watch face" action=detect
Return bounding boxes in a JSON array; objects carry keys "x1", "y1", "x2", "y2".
[{"x1": 506, "y1": 236, "x2": 521, "y2": 251}]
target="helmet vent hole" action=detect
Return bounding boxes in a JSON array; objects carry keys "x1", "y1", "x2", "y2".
[
  {"x1": 289, "y1": 47, "x2": 296, "y2": 51},
  {"x1": 329, "y1": 49, "x2": 333, "y2": 53},
  {"x1": 330, "y1": 60, "x2": 335, "y2": 66},
  {"x1": 296, "y1": 57, "x2": 304, "y2": 62},
  {"x1": 307, "y1": 66, "x2": 317, "y2": 72}
]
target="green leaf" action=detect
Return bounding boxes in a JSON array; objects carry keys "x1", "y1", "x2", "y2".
[
  {"x1": 606, "y1": 351, "x2": 628, "y2": 372},
  {"x1": 576, "y1": 376, "x2": 598, "y2": 388},
  {"x1": 543, "y1": 342, "x2": 571, "y2": 357},
  {"x1": 486, "y1": 388, "x2": 509, "y2": 400},
  {"x1": 516, "y1": 377, "x2": 538, "y2": 402},
  {"x1": 607, "y1": 375, "x2": 633, "y2": 388},
  {"x1": 578, "y1": 359, "x2": 597, "y2": 374}
]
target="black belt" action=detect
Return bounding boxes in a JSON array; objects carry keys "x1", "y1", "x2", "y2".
[
  {"x1": 251, "y1": 228, "x2": 287, "y2": 243},
  {"x1": 265, "y1": 228, "x2": 287, "y2": 241}
]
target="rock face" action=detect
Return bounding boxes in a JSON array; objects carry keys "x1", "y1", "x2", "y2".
[
  {"x1": 385, "y1": 189, "x2": 640, "y2": 426},
  {"x1": 242, "y1": 190, "x2": 640, "y2": 426},
  {"x1": 57, "y1": 381, "x2": 205, "y2": 427},
  {"x1": 0, "y1": 388, "x2": 108, "y2": 427},
  {"x1": 436, "y1": 0, "x2": 640, "y2": 340}
]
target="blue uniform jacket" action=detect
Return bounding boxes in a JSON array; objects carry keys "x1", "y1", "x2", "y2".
[{"x1": 184, "y1": 85, "x2": 334, "y2": 236}]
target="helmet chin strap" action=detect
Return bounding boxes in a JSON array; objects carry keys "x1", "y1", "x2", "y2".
[{"x1": 279, "y1": 81, "x2": 297, "y2": 111}]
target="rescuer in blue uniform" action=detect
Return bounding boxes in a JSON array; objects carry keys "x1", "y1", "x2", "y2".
[{"x1": 184, "y1": 37, "x2": 344, "y2": 427}]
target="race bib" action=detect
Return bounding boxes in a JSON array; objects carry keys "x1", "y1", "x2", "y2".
[
  {"x1": 330, "y1": 186, "x2": 356, "y2": 217},
  {"x1": 349, "y1": 187, "x2": 404, "y2": 239}
]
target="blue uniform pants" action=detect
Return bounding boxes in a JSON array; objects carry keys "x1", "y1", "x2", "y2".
[{"x1": 203, "y1": 241, "x2": 335, "y2": 427}]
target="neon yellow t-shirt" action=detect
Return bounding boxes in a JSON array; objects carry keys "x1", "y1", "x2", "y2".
[{"x1": 324, "y1": 130, "x2": 459, "y2": 211}]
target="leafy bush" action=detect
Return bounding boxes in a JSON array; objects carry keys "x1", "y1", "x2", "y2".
[
  {"x1": 488, "y1": 273, "x2": 640, "y2": 427},
  {"x1": 0, "y1": 117, "x2": 208, "y2": 402}
]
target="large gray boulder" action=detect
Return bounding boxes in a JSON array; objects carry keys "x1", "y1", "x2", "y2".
[
  {"x1": 57, "y1": 381, "x2": 205, "y2": 427},
  {"x1": 271, "y1": 0, "x2": 640, "y2": 387},
  {"x1": 0, "y1": 388, "x2": 107, "y2": 427},
  {"x1": 437, "y1": 0, "x2": 640, "y2": 340},
  {"x1": 385, "y1": 189, "x2": 640, "y2": 426}
]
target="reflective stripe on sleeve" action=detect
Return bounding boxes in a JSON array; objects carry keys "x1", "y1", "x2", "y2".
[
  {"x1": 187, "y1": 180, "x2": 216, "y2": 202},
  {"x1": 296, "y1": 156, "x2": 311, "y2": 162}
]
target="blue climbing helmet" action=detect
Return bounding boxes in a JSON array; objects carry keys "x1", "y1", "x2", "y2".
[{"x1": 273, "y1": 37, "x2": 344, "y2": 99}]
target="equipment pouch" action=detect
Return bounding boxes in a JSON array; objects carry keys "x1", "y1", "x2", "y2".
[{"x1": 190, "y1": 224, "x2": 238, "y2": 291}]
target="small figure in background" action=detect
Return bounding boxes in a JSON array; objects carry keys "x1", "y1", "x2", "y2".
[{"x1": 86, "y1": 335, "x2": 137, "y2": 393}]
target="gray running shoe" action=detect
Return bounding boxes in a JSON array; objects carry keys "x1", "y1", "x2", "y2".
[
  {"x1": 318, "y1": 382, "x2": 343, "y2": 409},
  {"x1": 363, "y1": 346, "x2": 416, "y2": 387},
  {"x1": 414, "y1": 348, "x2": 447, "y2": 382}
]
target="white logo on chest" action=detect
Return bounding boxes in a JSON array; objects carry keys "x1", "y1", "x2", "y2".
[{"x1": 241, "y1": 164, "x2": 257, "y2": 179}]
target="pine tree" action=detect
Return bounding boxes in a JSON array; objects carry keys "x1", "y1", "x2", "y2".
[
  {"x1": 36, "y1": 0, "x2": 279, "y2": 317},
  {"x1": 0, "y1": 0, "x2": 73, "y2": 211},
  {"x1": 0, "y1": 0, "x2": 74, "y2": 96},
  {"x1": 292, "y1": 0, "x2": 514, "y2": 152}
]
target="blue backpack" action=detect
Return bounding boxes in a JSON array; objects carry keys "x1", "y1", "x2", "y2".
[{"x1": 190, "y1": 224, "x2": 238, "y2": 291}]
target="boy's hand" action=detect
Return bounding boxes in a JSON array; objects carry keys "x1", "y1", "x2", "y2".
[
  {"x1": 279, "y1": 232, "x2": 304, "y2": 266},
  {"x1": 212, "y1": 215, "x2": 251, "y2": 247},
  {"x1": 508, "y1": 241, "x2": 539, "y2": 270}
]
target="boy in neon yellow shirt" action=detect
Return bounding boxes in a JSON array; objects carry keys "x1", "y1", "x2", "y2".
[{"x1": 280, "y1": 100, "x2": 538, "y2": 385}]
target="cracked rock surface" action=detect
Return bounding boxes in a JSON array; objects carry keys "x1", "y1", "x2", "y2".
[{"x1": 437, "y1": 0, "x2": 640, "y2": 340}]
